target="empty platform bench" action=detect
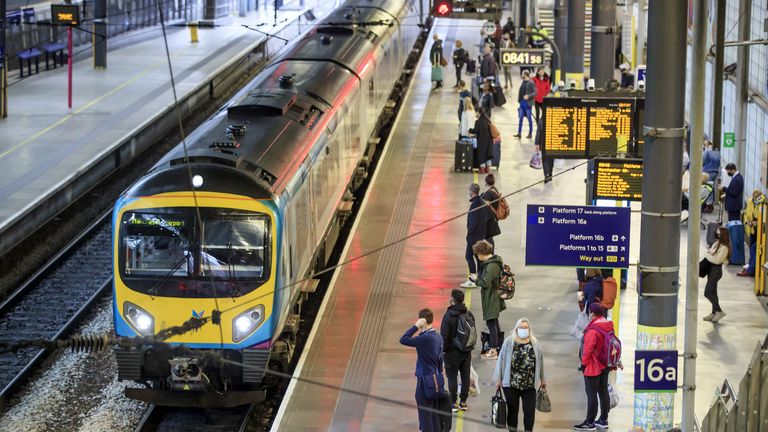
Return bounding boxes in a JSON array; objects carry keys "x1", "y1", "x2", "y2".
[
  {"x1": 17, "y1": 48, "x2": 42, "y2": 77},
  {"x1": 42, "y1": 43, "x2": 66, "y2": 70}
]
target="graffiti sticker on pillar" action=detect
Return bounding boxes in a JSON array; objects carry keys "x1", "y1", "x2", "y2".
[{"x1": 634, "y1": 350, "x2": 678, "y2": 392}]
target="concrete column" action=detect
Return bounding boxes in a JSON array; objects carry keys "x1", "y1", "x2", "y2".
[
  {"x1": 590, "y1": 0, "x2": 616, "y2": 88},
  {"x1": 94, "y1": 0, "x2": 107, "y2": 68},
  {"x1": 634, "y1": 1, "x2": 687, "y2": 431},
  {"x1": 565, "y1": 0, "x2": 585, "y2": 84},
  {"x1": 734, "y1": 0, "x2": 751, "y2": 170},
  {"x1": 553, "y1": 0, "x2": 567, "y2": 83}
]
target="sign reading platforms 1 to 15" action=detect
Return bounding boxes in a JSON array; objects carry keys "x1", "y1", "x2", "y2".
[
  {"x1": 593, "y1": 158, "x2": 643, "y2": 201},
  {"x1": 634, "y1": 350, "x2": 678, "y2": 392},
  {"x1": 525, "y1": 205, "x2": 631, "y2": 268},
  {"x1": 542, "y1": 97, "x2": 642, "y2": 159},
  {"x1": 500, "y1": 49, "x2": 546, "y2": 67}
]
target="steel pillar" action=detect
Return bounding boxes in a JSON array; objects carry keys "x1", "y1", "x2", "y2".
[
  {"x1": 590, "y1": 0, "x2": 616, "y2": 88},
  {"x1": 0, "y1": 0, "x2": 7, "y2": 118},
  {"x1": 634, "y1": 1, "x2": 687, "y2": 430},
  {"x1": 518, "y1": 0, "x2": 528, "y2": 47},
  {"x1": 682, "y1": 1, "x2": 708, "y2": 431},
  {"x1": 711, "y1": 0, "x2": 725, "y2": 149},
  {"x1": 734, "y1": 0, "x2": 751, "y2": 170},
  {"x1": 565, "y1": 0, "x2": 585, "y2": 84},
  {"x1": 94, "y1": 0, "x2": 107, "y2": 68},
  {"x1": 553, "y1": 0, "x2": 567, "y2": 83}
]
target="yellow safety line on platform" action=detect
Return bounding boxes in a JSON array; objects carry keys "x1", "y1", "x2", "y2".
[{"x1": 0, "y1": 44, "x2": 198, "y2": 160}]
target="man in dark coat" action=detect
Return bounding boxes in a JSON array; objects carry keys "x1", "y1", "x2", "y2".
[
  {"x1": 721, "y1": 162, "x2": 744, "y2": 221},
  {"x1": 481, "y1": 173, "x2": 502, "y2": 245},
  {"x1": 469, "y1": 107, "x2": 494, "y2": 173},
  {"x1": 480, "y1": 45, "x2": 498, "y2": 79},
  {"x1": 536, "y1": 119, "x2": 554, "y2": 183},
  {"x1": 461, "y1": 183, "x2": 489, "y2": 288},
  {"x1": 440, "y1": 289, "x2": 474, "y2": 411},
  {"x1": 502, "y1": 17, "x2": 515, "y2": 37}
]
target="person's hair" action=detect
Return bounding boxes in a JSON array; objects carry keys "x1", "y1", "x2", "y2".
[
  {"x1": 458, "y1": 79, "x2": 465, "y2": 88},
  {"x1": 418, "y1": 308, "x2": 434, "y2": 324},
  {"x1": 589, "y1": 302, "x2": 606, "y2": 317},
  {"x1": 536, "y1": 67, "x2": 547, "y2": 77},
  {"x1": 484, "y1": 45, "x2": 491, "y2": 53},
  {"x1": 716, "y1": 227, "x2": 732, "y2": 260},
  {"x1": 485, "y1": 173, "x2": 495, "y2": 186},
  {"x1": 585, "y1": 268, "x2": 602, "y2": 279},
  {"x1": 725, "y1": 162, "x2": 737, "y2": 171},
  {"x1": 451, "y1": 289, "x2": 465, "y2": 304},
  {"x1": 476, "y1": 106, "x2": 486, "y2": 117},
  {"x1": 469, "y1": 183, "x2": 480, "y2": 195},
  {"x1": 433, "y1": 34, "x2": 439, "y2": 41},
  {"x1": 472, "y1": 240, "x2": 494, "y2": 256},
  {"x1": 522, "y1": 70, "x2": 530, "y2": 78},
  {"x1": 463, "y1": 96, "x2": 474, "y2": 112},
  {"x1": 455, "y1": 40, "x2": 463, "y2": 48}
]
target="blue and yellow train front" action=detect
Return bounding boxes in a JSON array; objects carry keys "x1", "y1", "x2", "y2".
[{"x1": 112, "y1": 166, "x2": 282, "y2": 408}]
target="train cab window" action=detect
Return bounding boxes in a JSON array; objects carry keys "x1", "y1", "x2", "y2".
[
  {"x1": 122, "y1": 212, "x2": 190, "y2": 277},
  {"x1": 201, "y1": 215, "x2": 269, "y2": 280}
]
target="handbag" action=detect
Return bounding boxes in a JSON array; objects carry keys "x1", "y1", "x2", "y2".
[
  {"x1": 440, "y1": 57, "x2": 448, "y2": 67},
  {"x1": 491, "y1": 388, "x2": 507, "y2": 428},
  {"x1": 490, "y1": 121, "x2": 502, "y2": 140},
  {"x1": 535, "y1": 388, "x2": 552, "y2": 412},
  {"x1": 529, "y1": 151, "x2": 543, "y2": 170},
  {"x1": 608, "y1": 384, "x2": 620, "y2": 408},
  {"x1": 570, "y1": 310, "x2": 590, "y2": 340},
  {"x1": 698, "y1": 257, "x2": 711, "y2": 278}
]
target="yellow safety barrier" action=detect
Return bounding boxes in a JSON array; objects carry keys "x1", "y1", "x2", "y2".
[
  {"x1": 755, "y1": 202, "x2": 766, "y2": 295},
  {"x1": 189, "y1": 22, "x2": 199, "y2": 43}
]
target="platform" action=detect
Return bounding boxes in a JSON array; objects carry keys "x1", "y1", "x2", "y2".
[
  {"x1": 271, "y1": 17, "x2": 768, "y2": 431},
  {"x1": 0, "y1": 5, "x2": 329, "y2": 256}
]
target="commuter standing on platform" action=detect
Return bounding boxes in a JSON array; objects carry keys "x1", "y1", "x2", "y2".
[
  {"x1": 500, "y1": 33, "x2": 515, "y2": 90},
  {"x1": 452, "y1": 40, "x2": 468, "y2": 89},
  {"x1": 535, "y1": 119, "x2": 554, "y2": 183},
  {"x1": 619, "y1": 63, "x2": 634, "y2": 89},
  {"x1": 480, "y1": 81, "x2": 495, "y2": 119},
  {"x1": 461, "y1": 183, "x2": 488, "y2": 288},
  {"x1": 582, "y1": 268, "x2": 604, "y2": 313},
  {"x1": 459, "y1": 97, "x2": 474, "y2": 139},
  {"x1": 514, "y1": 71, "x2": 536, "y2": 139},
  {"x1": 531, "y1": 67, "x2": 551, "y2": 124},
  {"x1": 574, "y1": 303, "x2": 613, "y2": 431},
  {"x1": 480, "y1": 45, "x2": 498, "y2": 81},
  {"x1": 440, "y1": 289, "x2": 475, "y2": 412},
  {"x1": 721, "y1": 162, "x2": 744, "y2": 221},
  {"x1": 431, "y1": 34, "x2": 445, "y2": 90},
  {"x1": 703, "y1": 227, "x2": 731, "y2": 323},
  {"x1": 469, "y1": 107, "x2": 494, "y2": 173},
  {"x1": 702, "y1": 141, "x2": 721, "y2": 182},
  {"x1": 494, "y1": 318, "x2": 547, "y2": 432},
  {"x1": 470, "y1": 240, "x2": 505, "y2": 360},
  {"x1": 457, "y1": 80, "x2": 471, "y2": 122},
  {"x1": 481, "y1": 173, "x2": 502, "y2": 246},
  {"x1": 399, "y1": 308, "x2": 444, "y2": 432},
  {"x1": 502, "y1": 17, "x2": 515, "y2": 39},
  {"x1": 738, "y1": 190, "x2": 765, "y2": 277}
]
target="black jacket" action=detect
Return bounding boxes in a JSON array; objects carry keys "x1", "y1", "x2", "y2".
[
  {"x1": 440, "y1": 303, "x2": 470, "y2": 355},
  {"x1": 467, "y1": 195, "x2": 489, "y2": 243},
  {"x1": 724, "y1": 173, "x2": 744, "y2": 212},
  {"x1": 430, "y1": 41, "x2": 444, "y2": 66},
  {"x1": 480, "y1": 53, "x2": 498, "y2": 78},
  {"x1": 469, "y1": 115, "x2": 493, "y2": 168},
  {"x1": 481, "y1": 187, "x2": 502, "y2": 238},
  {"x1": 518, "y1": 79, "x2": 536, "y2": 103},
  {"x1": 452, "y1": 48, "x2": 467, "y2": 67}
]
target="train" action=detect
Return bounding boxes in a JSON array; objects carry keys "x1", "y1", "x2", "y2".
[{"x1": 111, "y1": 0, "x2": 428, "y2": 407}]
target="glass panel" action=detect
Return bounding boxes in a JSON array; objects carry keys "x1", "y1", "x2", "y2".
[
  {"x1": 202, "y1": 216, "x2": 269, "y2": 279},
  {"x1": 122, "y1": 212, "x2": 190, "y2": 277}
]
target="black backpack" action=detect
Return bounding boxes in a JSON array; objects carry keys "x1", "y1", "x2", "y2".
[{"x1": 452, "y1": 311, "x2": 477, "y2": 352}]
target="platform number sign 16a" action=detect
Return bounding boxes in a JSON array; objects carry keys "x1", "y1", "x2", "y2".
[{"x1": 634, "y1": 350, "x2": 678, "y2": 392}]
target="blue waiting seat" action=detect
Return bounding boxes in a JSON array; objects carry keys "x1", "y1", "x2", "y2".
[
  {"x1": 17, "y1": 48, "x2": 42, "y2": 77},
  {"x1": 42, "y1": 43, "x2": 67, "y2": 70}
]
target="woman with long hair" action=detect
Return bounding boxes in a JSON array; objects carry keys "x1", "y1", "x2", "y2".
[
  {"x1": 703, "y1": 226, "x2": 731, "y2": 323},
  {"x1": 460, "y1": 96, "x2": 475, "y2": 139}
]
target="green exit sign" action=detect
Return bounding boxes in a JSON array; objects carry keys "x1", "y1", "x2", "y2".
[{"x1": 723, "y1": 132, "x2": 735, "y2": 148}]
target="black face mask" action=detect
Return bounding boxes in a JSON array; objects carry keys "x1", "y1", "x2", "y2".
[{"x1": 715, "y1": 233, "x2": 720, "y2": 239}]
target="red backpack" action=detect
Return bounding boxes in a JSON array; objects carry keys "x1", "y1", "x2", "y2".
[
  {"x1": 592, "y1": 326, "x2": 622, "y2": 369},
  {"x1": 599, "y1": 277, "x2": 618, "y2": 309}
]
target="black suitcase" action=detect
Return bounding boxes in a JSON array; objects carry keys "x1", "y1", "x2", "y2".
[
  {"x1": 466, "y1": 59, "x2": 476, "y2": 74},
  {"x1": 493, "y1": 85, "x2": 507, "y2": 107},
  {"x1": 437, "y1": 394, "x2": 453, "y2": 431},
  {"x1": 455, "y1": 140, "x2": 473, "y2": 172},
  {"x1": 491, "y1": 139, "x2": 501, "y2": 169}
]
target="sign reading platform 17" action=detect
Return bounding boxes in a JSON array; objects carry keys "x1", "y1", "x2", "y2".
[
  {"x1": 500, "y1": 49, "x2": 546, "y2": 67},
  {"x1": 635, "y1": 350, "x2": 678, "y2": 392},
  {"x1": 525, "y1": 204, "x2": 630, "y2": 268}
]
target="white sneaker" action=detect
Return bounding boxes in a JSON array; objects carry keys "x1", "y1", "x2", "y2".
[
  {"x1": 703, "y1": 313, "x2": 715, "y2": 321},
  {"x1": 712, "y1": 311, "x2": 727, "y2": 322},
  {"x1": 460, "y1": 280, "x2": 477, "y2": 288}
]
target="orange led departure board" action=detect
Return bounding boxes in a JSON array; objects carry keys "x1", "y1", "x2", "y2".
[
  {"x1": 593, "y1": 158, "x2": 643, "y2": 201},
  {"x1": 541, "y1": 97, "x2": 643, "y2": 159}
]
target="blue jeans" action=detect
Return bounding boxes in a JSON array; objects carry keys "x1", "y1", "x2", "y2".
[{"x1": 518, "y1": 101, "x2": 533, "y2": 135}]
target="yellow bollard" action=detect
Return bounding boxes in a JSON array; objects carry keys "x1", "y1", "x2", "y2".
[{"x1": 189, "y1": 22, "x2": 199, "y2": 43}]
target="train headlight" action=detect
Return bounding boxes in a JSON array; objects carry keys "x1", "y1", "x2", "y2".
[
  {"x1": 123, "y1": 302, "x2": 155, "y2": 336},
  {"x1": 232, "y1": 305, "x2": 265, "y2": 343}
]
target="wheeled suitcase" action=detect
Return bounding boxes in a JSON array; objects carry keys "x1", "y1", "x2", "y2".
[
  {"x1": 727, "y1": 221, "x2": 745, "y2": 265},
  {"x1": 491, "y1": 138, "x2": 501, "y2": 169},
  {"x1": 431, "y1": 65, "x2": 443, "y2": 82},
  {"x1": 466, "y1": 59, "x2": 476, "y2": 74},
  {"x1": 437, "y1": 394, "x2": 453, "y2": 431},
  {"x1": 492, "y1": 84, "x2": 507, "y2": 107},
  {"x1": 455, "y1": 139, "x2": 473, "y2": 172}
]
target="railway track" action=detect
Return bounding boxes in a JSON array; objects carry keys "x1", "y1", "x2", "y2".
[
  {"x1": 0, "y1": 211, "x2": 113, "y2": 402},
  {"x1": 136, "y1": 403, "x2": 257, "y2": 432}
]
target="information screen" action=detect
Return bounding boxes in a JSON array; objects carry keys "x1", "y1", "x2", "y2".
[
  {"x1": 593, "y1": 158, "x2": 643, "y2": 201},
  {"x1": 542, "y1": 97, "x2": 643, "y2": 159},
  {"x1": 500, "y1": 49, "x2": 547, "y2": 67}
]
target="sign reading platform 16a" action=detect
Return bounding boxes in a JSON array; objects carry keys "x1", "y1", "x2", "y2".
[
  {"x1": 500, "y1": 49, "x2": 546, "y2": 67},
  {"x1": 634, "y1": 350, "x2": 678, "y2": 392}
]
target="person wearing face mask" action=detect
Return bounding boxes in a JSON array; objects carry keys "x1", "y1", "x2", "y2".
[
  {"x1": 738, "y1": 190, "x2": 766, "y2": 277},
  {"x1": 703, "y1": 227, "x2": 731, "y2": 322},
  {"x1": 493, "y1": 318, "x2": 546, "y2": 432},
  {"x1": 440, "y1": 289, "x2": 475, "y2": 412},
  {"x1": 574, "y1": 303, "x2": 614, "y2": 431},
  {"x1": 721, "y1": 163, "x2": 744, "y2": 221}
]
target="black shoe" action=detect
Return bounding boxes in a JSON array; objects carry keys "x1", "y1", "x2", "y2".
[
  {"x1": 574, "y1": 422, "x2": 596, "y2": 431},
  {"x1": 526, "y1": 133, "x2": 532, "y2": 138},
  {"x1": 595, "y1": 419, "x2": 608, "y2": 429},
  {"x1": 513, "y1": 133, "x2": 521, "y2": 138}
]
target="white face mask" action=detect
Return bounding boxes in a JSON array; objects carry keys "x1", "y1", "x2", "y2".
[{"x1": 517, "y1": 328, "x2": 530, "y2": 339}]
